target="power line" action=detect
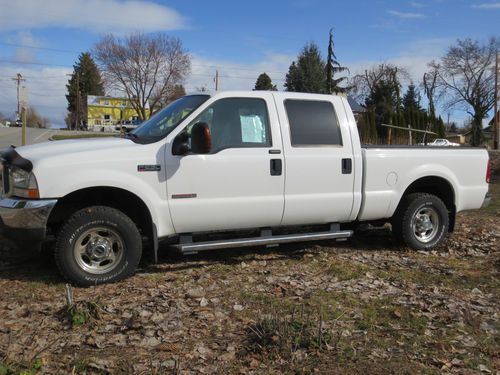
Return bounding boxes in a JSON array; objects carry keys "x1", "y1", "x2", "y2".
[
  {"x1": 0, "y1": 60, "x2": 288, "y2": 89},
  {"x1": 0, "y1": 59, "x2": 73, "y2": 68},
  {"x1": 0, "y1": 59, "x2": 288, "y2": 77},
  {"x1": 191, "y1": 64, "x2": 287, "y2": 75},
  {"x1": 0, "y1": 42, "x2": 80, "y2": 54}
]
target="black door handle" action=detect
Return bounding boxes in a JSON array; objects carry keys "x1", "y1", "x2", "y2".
[
  {"x1": 342, "y1": 158, "x2": 352, "y2": 174},
  {"x1": 270, "y1": 159, "x2": 282, "y2": 176}
]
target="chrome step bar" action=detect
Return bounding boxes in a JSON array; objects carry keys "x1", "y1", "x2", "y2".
[{"x1": 174, "y1": 227, "x2": 353, "y2": 255}]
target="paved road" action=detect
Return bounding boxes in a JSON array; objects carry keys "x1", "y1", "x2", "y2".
[{"x1": 0, "y1": 127, "x2": 56, "y2": 149}]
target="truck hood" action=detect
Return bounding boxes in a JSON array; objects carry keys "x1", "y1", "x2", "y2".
[{"x1": 16, "y1": 137, "x2": 136, "y2": 164}]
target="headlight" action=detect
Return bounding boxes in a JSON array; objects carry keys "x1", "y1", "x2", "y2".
[{"x1": 9, "y1": 167, "x2": 39, "y2": 199}]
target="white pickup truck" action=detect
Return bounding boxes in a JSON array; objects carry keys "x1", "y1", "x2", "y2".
[
  {"x1": 0, "y1": 92, "x2": 491, "y2": 286},
  {"x1": 421, "y1": 139, "x2": 460, "y2": 147}
]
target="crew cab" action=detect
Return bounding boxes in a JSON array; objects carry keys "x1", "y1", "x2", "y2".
[{"x1": 0, "y1": 92, "x2": 491, "y2": 286}]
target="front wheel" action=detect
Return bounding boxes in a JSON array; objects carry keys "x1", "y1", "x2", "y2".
[
  {"x1": 55, "y1": 206, "x2": 142, "y2": 286},
  {"x1": 392, "y1": 193, "x2": 449, "y2": 250}
]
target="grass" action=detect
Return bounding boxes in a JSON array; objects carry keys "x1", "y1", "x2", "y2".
[
  {"x1": 66, "y1": 300, "x2": 101, "y2": 327},
  {"x1": 50, "y1": 133, "x2": 117, "y2": 141},
  {"x1": 248, "y1": 304, "x2": 334, "y2": 356},
  {"x1": 0, "y1": 359, "x2": 43, "y2": 375}
]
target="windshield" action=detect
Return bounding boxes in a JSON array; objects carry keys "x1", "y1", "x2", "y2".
[{"x1": 131, "y1": 95, "x2": 210, "y2": 141}]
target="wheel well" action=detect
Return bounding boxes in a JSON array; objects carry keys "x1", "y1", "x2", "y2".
[
  {"x1": 398, "y1": 176, "x2": 456, "y2": 231},
  {"x1": 47, "y1": 187, "x2": 153, "y2": 240}
]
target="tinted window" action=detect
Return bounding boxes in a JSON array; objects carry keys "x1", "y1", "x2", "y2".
[
  {"x1": 285, "y1": 100, "x2": 342, "y2": 146},
  {"x1": 187, "y1": 98, "x2": 271, "y2": 153}
]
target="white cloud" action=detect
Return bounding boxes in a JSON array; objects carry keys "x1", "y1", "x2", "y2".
[
  {"x1": 409, "y1": 1, "x2": 425, "y2": 8},
  {"x1": 388, "y1": 10, "x2": 425, "y2": 18},
  {"x1": 0, "y1": 0, "x2": 186, "y2": 34},
  {"x1": 472, "y1": 2, "x2": 500, "y2": 9},
  {"x1": 347, "y1": 38, "x2": 451, "y2": 84},
  {"x1": 4, "y1": 31, "x2": 43, "y2": 63}
]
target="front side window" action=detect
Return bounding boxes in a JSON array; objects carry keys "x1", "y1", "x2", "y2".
[
  {"x1": 131, "y1": 95, "x2": 210, "y2": 141},
  {"x1": 285, "y1": 100, "x2": 342, "y2": 146},
  {"x1": 186, "y1": 98, "x2": 271, "y2": 153}
]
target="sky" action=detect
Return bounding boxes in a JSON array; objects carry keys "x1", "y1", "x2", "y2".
[{"x1": 0, "y1": 0, "x2": 498, "y2": 128}]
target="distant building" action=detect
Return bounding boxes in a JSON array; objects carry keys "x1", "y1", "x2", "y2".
[
  {"x1": 460, "y1": 125, "x2": 494, "y2": 147},
  {"x1": 347, "y1": 96, "x2": 366, "y2": 115},
  {"x1": 87, "y1": 96, "x2": 150, "y2": 131},
  {"x1": 446, "y1": 132, "x2": 466, "y2": 145}
]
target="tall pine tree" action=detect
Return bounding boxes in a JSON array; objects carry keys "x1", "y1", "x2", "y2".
[
  {"x1": 66, "y1": 52, "x2": 104, "y2": 130},
  {"x1": 325, "y1": 29, "x2": 349, "y2": 94}
]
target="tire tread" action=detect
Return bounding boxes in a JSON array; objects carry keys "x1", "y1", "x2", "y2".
[{"x1": 55, "y1": 206, "x2": 142, "y2": 286}]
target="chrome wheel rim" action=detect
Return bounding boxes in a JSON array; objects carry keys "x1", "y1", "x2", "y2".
[
  {"x1": 411, "y1": 206, "x2": 440, "y2": 243},
  {"x1": 73, "y1": 227, "x2": 124, "y2": 274}
]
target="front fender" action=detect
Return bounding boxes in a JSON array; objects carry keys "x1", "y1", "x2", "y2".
[{"x1": 37, "y1": 168, "x2": 174, "y2": 237}]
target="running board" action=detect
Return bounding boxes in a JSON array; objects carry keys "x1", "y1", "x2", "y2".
[{"x1": 174, "y1": 228, "x2": 353, "y2": 255}]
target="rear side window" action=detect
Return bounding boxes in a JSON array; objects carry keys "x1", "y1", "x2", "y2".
[{"x1": 285, "y1": 99, "x2": 342, "y2": 146}]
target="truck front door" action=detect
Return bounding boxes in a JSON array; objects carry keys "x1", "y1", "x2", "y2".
[{"x1": 166, "y1": 94, "x2": 285, "y2": 234}]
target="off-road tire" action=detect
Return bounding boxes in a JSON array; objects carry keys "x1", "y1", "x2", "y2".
[
  {"x1": 55, "y1": 206, "x2": 142, "y2": 286},
  {"x1": 392, "y1": 193, "x2": 449, "y2": 250}
]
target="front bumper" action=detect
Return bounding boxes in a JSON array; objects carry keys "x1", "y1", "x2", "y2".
[
  {"x1": 0, "y1": 197, "x2": 57, "y2": 242},
  {"x1": 482, "y1": 193, "x2": 492, "y2": 208}
]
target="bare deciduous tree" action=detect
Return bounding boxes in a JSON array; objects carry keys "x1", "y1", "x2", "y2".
[
  {"x1": 430, "y1": 37, "x2": 499, "y2": 146},
  {"x1": 423, "y1": 66, "x2": 438, "y2": 117},
  {"x1": 350, "y1": 63, "x2": 409, "y2": 104},
  {"x1": 93, "y1": 32, "x2": 190, "y2": 120},
  {"x1": 27, "y1": 107, "x2": 50, "y2": 128}
]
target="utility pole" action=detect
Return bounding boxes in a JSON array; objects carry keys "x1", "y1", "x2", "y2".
[
  {"x1": 494, "y1": 52, "x2": 499, "y2": 150},
  {"x1": 21, "y1": 107, "x2": 26, "y2": 146},
  {"x1": 214, "y1": 70, "x2": 219, "y2": 91},
  {"x1": 11, "y1": 73, "x2": 26, "y2": 121}
]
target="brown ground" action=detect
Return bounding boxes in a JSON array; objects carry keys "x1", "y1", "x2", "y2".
[{"x1": 0, "y1": 156, "x2": 498, "y2": 375}]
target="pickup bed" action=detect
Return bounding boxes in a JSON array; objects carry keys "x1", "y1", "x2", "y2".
[{"x1": 0, "y1": 91, "x2": 491, "y2": 286}]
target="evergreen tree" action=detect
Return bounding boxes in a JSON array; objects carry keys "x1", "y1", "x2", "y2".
[
  {"x1": 402, "y1": 84, "x2": 422, "y2": 112},
  {"x1": 325, "y1": 29, "x2": 349, "y2": 94},
  {"x1": 284, "y1": 62, "x2": 300, "y2": 92},
  {"x1": 436, "y1": 115, "x2": 446, "y2": 138},
  {"x1": 285, "y1": 43, "x2": 326, "y2": 94},
  {"x1": 66, "y1": 52, "x2": 104, "y2": 130},
  {"x1": 365, "y1": 78, "x2": 400, "y2": 140},
  {"x1": 254, "y1": 73, "x2": 277, "y2": 91}
]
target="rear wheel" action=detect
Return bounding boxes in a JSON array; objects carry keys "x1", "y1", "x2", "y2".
[
  {"x1": 392, "y1": 193, "x2": 449, "y2": 250},
  {"x1": 55, "y1": 206, "x2": 142, "y2": 286}
]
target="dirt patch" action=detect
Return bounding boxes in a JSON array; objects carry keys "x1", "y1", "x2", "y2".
[{"x1": 0, "y1": 185, "x2": 498, "y2": 374}]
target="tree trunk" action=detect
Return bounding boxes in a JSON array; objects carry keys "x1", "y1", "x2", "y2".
[{"x1": 470, "y1": 113, "x2": 484, "y2": 146}]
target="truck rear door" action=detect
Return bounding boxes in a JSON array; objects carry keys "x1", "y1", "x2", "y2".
[{"x1": 274, "y1": 94, "x2": 355, "y2": 225}]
